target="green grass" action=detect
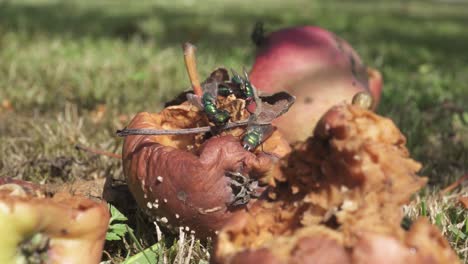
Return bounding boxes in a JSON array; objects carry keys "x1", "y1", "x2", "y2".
[{"x1": 0, "y1": 0, "x2": 467, "y2": 262}]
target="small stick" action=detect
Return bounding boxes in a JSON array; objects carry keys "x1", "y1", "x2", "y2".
[
  {"x1": 75, "y1": 144, "x2": 121, "y2": 159},
  {"x1": 440, "y1": 174, "x2": 468, "y2": 195},
  {"x1": 177, "y1": 226, "x2": 185, "y2": 264},
  {"x1": 183, "y1": 43, "x2": 203, "y2": 97},
  {"x1": 116, "y1": 120, "x2": 250, "y2": 137},
  {"x1": 184, "y1": 234, "x2": 195, "y2": 264}
]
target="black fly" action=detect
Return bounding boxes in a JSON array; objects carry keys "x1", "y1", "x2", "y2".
[{"x1": 226, "y1": 171, "x2": 261, "y2": 207}]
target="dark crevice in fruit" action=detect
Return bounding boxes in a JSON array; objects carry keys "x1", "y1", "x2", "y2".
[{"x1": 18, "y1": 233, "x2": 50, "y2": 264}]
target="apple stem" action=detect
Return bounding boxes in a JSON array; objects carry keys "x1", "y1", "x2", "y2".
[{"x1": 183, "y1": 43, "x2": 203, "y2": 97}]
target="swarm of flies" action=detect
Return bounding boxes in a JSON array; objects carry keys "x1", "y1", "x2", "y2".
[
  {"x1": 186, "y1": 68, "x2": 278, "y2": 152},
  {"x1": 117, "y1": 66, "x2": 295, "y2": 208}
]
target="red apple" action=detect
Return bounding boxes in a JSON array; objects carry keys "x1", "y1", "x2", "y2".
[{"x1": 250, "y1": 25, "x2": 383, "y2": 143}]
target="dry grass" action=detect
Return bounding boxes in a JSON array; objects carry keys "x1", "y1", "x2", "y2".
[{"x1": 0, "y1": 0, "x2": 467, "y2": 262}]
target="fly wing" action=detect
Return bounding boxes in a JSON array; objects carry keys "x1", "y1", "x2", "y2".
[
  {"x1": 186, "y1": 93, "x2": 204, "y2": 110},
  {"x1": 256, "y1": 124, "x2": 274, "y2": 142},
  {"x1": 245, "y1": 123, "x2": 275, "y2": 144},
  {"x1": 246, "y1": 113, "x2": 274, "y2": 136},
  {"x1": 230, "y1": 69, "x2": 244, "y2": 86},
  {"x1": 202, "y1": 81, "x2": 219, "y2": 98},
  {"x1": 188, "y1": 81, "x2": 218, "y2": 110},
  {"x1": 242, "y1": 68, "x2": 250, "y2": 81}
]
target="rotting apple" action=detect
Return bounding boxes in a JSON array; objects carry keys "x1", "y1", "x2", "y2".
[
  {"x1": 213, "y1": 104, "x2": 459, "y2": 264},
  {"x1": 249, "y1": 25, "x2": 383, "y2": 143},
  {"x1": 0, "y1": 179, "x2": 110, "y2": 264},
  {"x1": 121, "y1": 67, "x2": 293, "y2": 239}
]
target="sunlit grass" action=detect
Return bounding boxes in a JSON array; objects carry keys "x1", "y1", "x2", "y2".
[{"x1": 0, "y1": 0, "x2": 467, "y2": 262}]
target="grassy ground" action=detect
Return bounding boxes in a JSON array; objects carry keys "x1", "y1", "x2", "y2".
[{"x1": 0, "y1": 0, "x2": 467, "y2": 262}]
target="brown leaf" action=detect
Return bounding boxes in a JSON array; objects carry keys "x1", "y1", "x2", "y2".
[
  {"x1": 206, "y1": 67, "x2": 230, "y2": 84},
  {"x1": 256, "y1": 91, "x2": 296, "y2": 124}
]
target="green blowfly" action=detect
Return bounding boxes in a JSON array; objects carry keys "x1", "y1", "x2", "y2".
[
  {"x1": 187, "y1": 82, "x2": 230, "y2": 126},
  {"x1": 230, "y1": 69, "x2": 256, "y2": 113},
  {"x1": 242, "y1": 122, "x2": 274, "y2": 151}
]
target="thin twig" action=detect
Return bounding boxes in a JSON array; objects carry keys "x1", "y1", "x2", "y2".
[
  {"x1": 75, "y1": 144, "x2": 121, "y2": 159},
  {"x1": 184, "y1": 234, "x2": 195, "y2": 264},
  {"x1": 153, "y1": 221, "x2": 163, "y2": 242},
  {"x1": 440, "y1": 174, "x2": 468, "y2": 195},
  {"x1": 183, "y1": 43, "x2": 203, "y2": 97},
  {"x1": 177, "y1": 227, "x2": 185, "y2": 264},
  {"x1": 116, "y1": 119, "x2": 250, "y2": 137}
]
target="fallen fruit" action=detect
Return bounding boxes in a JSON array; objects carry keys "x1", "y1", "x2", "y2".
[
  {"x1": 249, "y1": 25, "x2": 383, "y2": 143},
  {"x1": 0, "y1": 179, "x2": 110, "y2": 264},
  {"x1": 122, "y1": 66, "x2": 293, "y2": 238},
  {"x1": 213, "y1": 104, "x2": 459, "y2": 264}
]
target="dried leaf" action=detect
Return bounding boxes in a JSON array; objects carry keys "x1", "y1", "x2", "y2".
[{"x1": 255, "y1": 92, "x2": 296, "y2": 124}]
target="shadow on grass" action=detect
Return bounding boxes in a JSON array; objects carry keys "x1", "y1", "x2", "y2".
[
  {"x1": 1, "y1": 1, "x2": 468, "y2": 61},
  {"x1": 0, "y1": 2, "x2": 277, "y2": 49}
]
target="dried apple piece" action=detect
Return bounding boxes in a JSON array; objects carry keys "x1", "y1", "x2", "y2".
[
  {"x1": 122, "y1": 66, "x2": 293, "y2": 238},
  {"x1": 0, "y1": 180, "x2": 109, "y2": 264},
  {"x1": 122, "y1": 105, "x2": 280, "y2": 238}
]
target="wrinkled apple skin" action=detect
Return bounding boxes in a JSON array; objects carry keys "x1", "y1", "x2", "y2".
[
  {"x1": 250, "y1": 26, "x2": 383, "y2": 143},
  {"x1": 122, "y1": 107, "x2": 286, "y2": 238}
]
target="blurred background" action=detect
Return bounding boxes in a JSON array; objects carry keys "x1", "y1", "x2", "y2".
[{"x1": 0, "y1": 0, "x2": 467, "y2": 262}]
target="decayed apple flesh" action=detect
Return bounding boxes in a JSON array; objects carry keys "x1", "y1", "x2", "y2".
[
  {"x1": 122, "y1": 100, "x2": 291, "y2": 238},
  {"x1": 214, "y1": 105, "x2": 459, "y2": 264}
]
